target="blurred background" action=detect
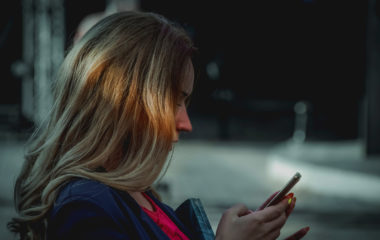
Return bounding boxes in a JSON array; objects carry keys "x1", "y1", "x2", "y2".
[{"x1": 1, "y1": 0, "x2": 380, "y2": 239}]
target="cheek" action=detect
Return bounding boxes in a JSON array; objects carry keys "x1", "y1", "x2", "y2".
[
  {"x1": 174, "y1": 107, "x2": 183, "y2": 123},
  {"x1": 174, "y1": 105, "x2": 188, "y2": 126}
]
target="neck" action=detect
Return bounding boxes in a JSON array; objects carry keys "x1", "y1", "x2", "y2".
[{"x1": 128, "y1": 191, "x2": 154, "y2": 211}]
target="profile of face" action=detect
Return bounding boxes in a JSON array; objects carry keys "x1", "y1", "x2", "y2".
[{"x1": 173, "y1": 59, "x2": 194, "y2": 142}]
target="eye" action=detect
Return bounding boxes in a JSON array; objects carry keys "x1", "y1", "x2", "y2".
[
  {"x1": 185, "y1": 96, "x2": 191, "y2": 107},
  {"x1": 176, "y1": 91, "x2": 191, "y2": 108}
]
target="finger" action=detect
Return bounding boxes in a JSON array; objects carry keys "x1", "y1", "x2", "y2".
[
  {"x1": 285, "y1": 226, "x2": 310, "y2": 240},
  {"x1": 263, "y1": 228, "x2": 281, "y2": 240},
  {"x1": 241, "y1": 209, "x2": 287, "y2": 240},
  {"x1": 227, "y1": 203, "x2": 250, "y2": 218},
  {"x1": 257, "y1": 191, "x2": 279, "y2": 211},
  {"x1": 265, "y1": 211, "x2": 287, "y2": 233},
  {"x1": 260, "y1": 212, "x2": 287, "y2": 240},
  {"x1": 283, "y1": 192, "x2": 294, "y2": 200},
  {"x1": 286, "y1": 197, "x2": 296, "y2": 217},
  {"x1": 254, "y1": 198, "x2": 289, "y2": 222},
  {"x1": 274, "y1": 197, "x2": 291, "y2": 213}
]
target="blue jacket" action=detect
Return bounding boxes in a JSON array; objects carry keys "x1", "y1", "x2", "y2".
[{"x1": 47, "y1": 178, "x2": 214, "y2": 240}]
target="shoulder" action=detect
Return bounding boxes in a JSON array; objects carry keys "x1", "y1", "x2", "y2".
[
  {"x1": 52, "y1": 177, "x2": 137, "y2": 217},
  {"x1": 55, "y1": 178, "x2": 114, "y2": 206},
  {"x1": 48, "y1": 178, "x2": 142, "y2": 239},
  {"x1": 51, "y1": 178, "x2": 121, "y2": 219}
]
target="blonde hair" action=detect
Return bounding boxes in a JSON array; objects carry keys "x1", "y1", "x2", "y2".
[{"x1": 9, "y1": 11, "x2": 196, "y2": 239}]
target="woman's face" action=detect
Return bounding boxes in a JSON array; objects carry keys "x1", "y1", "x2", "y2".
[{"x1": 173, "y1": 59, "x2": 194, "y2": 142}]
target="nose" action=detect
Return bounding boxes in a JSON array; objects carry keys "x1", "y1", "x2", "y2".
[{"x1": 175, "y1": 107, "x2": 192, "y2": 133}]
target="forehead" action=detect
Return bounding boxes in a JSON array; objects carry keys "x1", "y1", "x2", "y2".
[{"x1": 182, "y1": 59, "x2": 194, "y2": 92}]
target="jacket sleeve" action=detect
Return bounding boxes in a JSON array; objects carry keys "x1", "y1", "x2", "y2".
[{"x1": 47, "y1": 199, "x2": 131, "y2": 240}]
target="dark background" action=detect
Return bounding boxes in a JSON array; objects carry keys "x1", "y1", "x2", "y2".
[{"x1": 0, "y1": 0, "x2": 371, "y2": 142}]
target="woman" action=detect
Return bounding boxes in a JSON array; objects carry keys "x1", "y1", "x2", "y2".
[{"x1": 9, "y1": 11, "x2": 309, "y2": 240}]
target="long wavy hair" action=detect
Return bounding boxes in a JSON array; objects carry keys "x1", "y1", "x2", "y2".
[{"x1": 8, "y1": 11, "x2": 196, "y2": 239}]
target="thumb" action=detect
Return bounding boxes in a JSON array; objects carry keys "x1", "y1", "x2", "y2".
[
  {"x1": 257, "y1": 198, "x2": 290, "y2": 222},
  {"x1": 274, "y1": 197, "x2": 291, "y2": 212},
  {"x1": 228, "y1": 204, "x2": 251, "y2": 217},
  {"x1": 257, "y1": 191, "x2": 279, "y2": 211}
]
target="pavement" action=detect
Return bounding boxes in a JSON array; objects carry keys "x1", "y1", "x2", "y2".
[
  {"x1": 0, "y1": 137, "x2": 26, "y2": 240},
  {"x1": 1, "y1": 134, "x2": 380, "y2": 240}
]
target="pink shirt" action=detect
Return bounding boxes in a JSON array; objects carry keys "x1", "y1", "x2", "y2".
[{"x1": 141, "y1": 193, "x2": 190, "y2": 240}]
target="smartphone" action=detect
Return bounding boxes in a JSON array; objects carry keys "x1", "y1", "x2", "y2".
[{"x1": 265, "y1": 172, "x2": 302, "y2": 208}]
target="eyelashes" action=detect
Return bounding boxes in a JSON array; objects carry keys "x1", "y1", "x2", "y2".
[{"x1": 175, "y1": 94, "x2": 191, "y2": 108}]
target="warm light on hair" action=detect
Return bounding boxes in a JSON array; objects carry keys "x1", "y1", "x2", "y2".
[{"x1": 9, "y1": 11, "x2": 196, "y2": 239}]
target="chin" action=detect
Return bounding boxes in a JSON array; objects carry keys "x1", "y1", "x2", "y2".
[
  {"x1": 169, "y1": 143, "x2": 174, "y2": 151},
  {"x1": 170, "y1": 141, "x2": 178, "y2": 149}
]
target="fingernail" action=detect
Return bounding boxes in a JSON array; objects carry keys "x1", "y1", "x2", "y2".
[
  {"x1": 286, "y1": 193, "x2": 294, "y2": 198},
  {"x1": 288, "y1": 198, "x2": 292, "y2": 205}
]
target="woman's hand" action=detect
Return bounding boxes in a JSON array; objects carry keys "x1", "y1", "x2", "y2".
[
  {"x1": 215, "y1": 198, "x2": 290, "y2": 240},
  {"x1": 215, "y1": 193, "x2": 310, "y2": 240},
  {"x1": 260, "y1": 192, "x2": 310, "y2": 239},
  {"x1": 256, "y1": 191, "x2": 296, "y2": 218}
]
